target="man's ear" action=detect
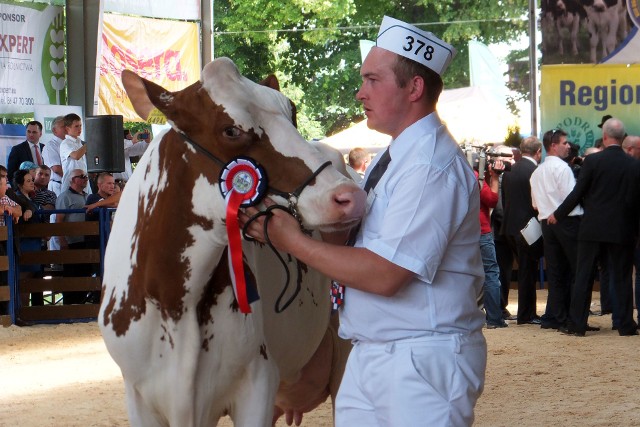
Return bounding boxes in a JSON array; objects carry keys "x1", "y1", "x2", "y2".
[{"x1": 408, "y1": 75, "x2": 426, "y2": 102}]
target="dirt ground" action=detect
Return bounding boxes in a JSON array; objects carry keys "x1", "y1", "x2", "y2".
[{"x1": 2, "y1": 290, "x2": 640, "y2": 427}]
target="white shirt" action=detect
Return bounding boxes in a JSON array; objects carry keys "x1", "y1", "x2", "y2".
[
  {"x1": 530, "y1": 155, "x2": 583, "y2": 220},
  {"x1": 60, "y1": 135, "x2": 90, "y2": 193},
  {"x1": 113, "y1": 138, "x2": 148, "y2": 182},
  {"x1": 339, "y1": 113, "x2": 485, "y2": 342},
  {"x1": 42, "y1": 135, "x2": 63, "y2": 183}
]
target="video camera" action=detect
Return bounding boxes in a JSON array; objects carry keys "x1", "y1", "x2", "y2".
[
  {"x1": 486, "y1": 150, "x2": 512, "y2": 174},
  {"x1": 461, "y1": 142, "x2": 513, "y2": 188}
]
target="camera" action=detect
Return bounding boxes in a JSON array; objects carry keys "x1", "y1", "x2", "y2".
[
  {"x1": 139, "y1": 132, "x2": 149, "y2": 139},
  {"x1": 488, "y1": 158, "x2": 511, "y2": 174},
  {"x1": 486, "y1": 149, "x2": 513, "y2": 174}
]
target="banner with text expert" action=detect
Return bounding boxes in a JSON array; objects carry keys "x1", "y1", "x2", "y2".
[
  {"x1": 540, "y1": 64, "x2": 640, "y2": 153},
  {"x1": 0, "y1": 2, "x2": 66, "y2": 115},
  {"x1": 98, "y1": 13, "x2": 200, "y2": 122}
]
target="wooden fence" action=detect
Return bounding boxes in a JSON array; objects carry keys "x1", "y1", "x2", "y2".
[{"x1": 1, "y1": 209, "x2": 113, "y2": 326}]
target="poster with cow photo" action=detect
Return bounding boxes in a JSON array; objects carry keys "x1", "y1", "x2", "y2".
[{"x1": 540, "y1": 0, "x2": 638, "y2": 64}]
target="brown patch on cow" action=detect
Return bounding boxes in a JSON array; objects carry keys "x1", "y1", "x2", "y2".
[
  {"x1": 197, "y1": 247, "x2": 233, "y2": 327},
  {"x1": 259, "y1": 343, "x2": 268, "y2": 360}
]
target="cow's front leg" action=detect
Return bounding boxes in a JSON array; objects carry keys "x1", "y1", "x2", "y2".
[{"x1": 230, "y1": 352, "x2": 279, "y2": 427}]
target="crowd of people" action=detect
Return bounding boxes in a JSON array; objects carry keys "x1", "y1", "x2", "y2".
[
  {"x1": 1, "y1": 114, "x2": 148, "y2": 308},
  {"x1": 478, "y1": 115, "x2": 640, "y2": 337}
]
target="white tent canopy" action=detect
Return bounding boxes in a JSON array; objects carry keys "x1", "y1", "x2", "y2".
[{"x1": 322, "y1": 85, "x2": 517, "y2": 154}]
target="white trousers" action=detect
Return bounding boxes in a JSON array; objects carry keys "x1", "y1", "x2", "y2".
[{"x1": 335, "y1": 333, "x2": 487, "y2": 427}]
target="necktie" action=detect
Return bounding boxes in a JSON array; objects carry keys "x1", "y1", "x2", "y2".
[
  {"x1": 363, "y1": 147, "x2": 392, "y2": 193},
  {"x1": 34, "y1": 144, "x2": 43, "y2": 166},
  {"x1": 331, "y1": 147, "x2": 392, "y2": 310}
]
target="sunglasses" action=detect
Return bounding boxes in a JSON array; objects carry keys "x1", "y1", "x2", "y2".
[{"x1": 72, "y1": 174, "x2": 89, "y2": 180}]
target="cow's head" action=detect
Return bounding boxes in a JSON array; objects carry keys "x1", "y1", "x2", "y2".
[{"x1": 122, "y1": 57, "x2": 365, "y2": 231}]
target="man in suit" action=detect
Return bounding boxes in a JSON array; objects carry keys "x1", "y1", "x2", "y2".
[
  {"x1": 549, "y1": 118, "x2": 640, "y2": 336},
  {"x1": 7, "y1": 120, "x2": 45, "y2": 181},
  {"x1": 501, "y1": 136, "x2": 543, "y2": 325}
]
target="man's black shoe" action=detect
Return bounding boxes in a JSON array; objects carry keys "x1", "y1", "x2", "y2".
[
  {"x1": 486, "y1": 322, "x2": 509, "y2": 329},
  {"x1": 559, "y1": 326, "x2": 585, "y2": 337},
  {"x1": 541, "y1": 322, "x2": 562, "y2": 330},
  {"x1": 517, "y1": 318, "x2": 541, "y2": 325},
  {"x1": 619, "y1": 329, "x2": 639, "y2": 336}
]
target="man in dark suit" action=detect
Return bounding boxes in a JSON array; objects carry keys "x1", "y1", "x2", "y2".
[
  {"x1": 501, "y1": 136, "x2": 543, "y2": 325},
  {"x1": 7, "y1": 120, "x2": 45, "y2": 181},
  {"x1": 549, "y1": 117, "x2": 640, "y2": 336}
]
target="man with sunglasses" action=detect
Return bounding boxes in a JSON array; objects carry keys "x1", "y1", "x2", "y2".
[
  {"x1": 55, "y1": 168, "x2": 91, "y2": 305},
  {"x1": 530, "y1": 129, "x2": 584, "y2": 331}
]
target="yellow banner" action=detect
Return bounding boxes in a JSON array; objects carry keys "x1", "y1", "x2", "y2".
[
  {"x1": 540, "y1": 64, "x2": 640, "y2": 152},
  {"x1": 98, "y1": 13, "x2": 200, "y2": 121}
]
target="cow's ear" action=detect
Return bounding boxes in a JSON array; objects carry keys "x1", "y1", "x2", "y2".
[
  {"x1": 122, "y1": 70, "x2": 171, "y2": 121},
  {"x1": 260, "y1": 74, "x2": 280, "y2": 92}
]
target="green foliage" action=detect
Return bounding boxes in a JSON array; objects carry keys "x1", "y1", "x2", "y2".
[
  {"x1": 214, "y1": 0, "x2": 529, "y2": 137},
  {"x1": 504, "y1": 125, "x2": 522, "y2": 148}
]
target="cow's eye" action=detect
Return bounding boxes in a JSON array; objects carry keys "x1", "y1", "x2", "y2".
[{"x1": 223, "y1": 127, "x2": 241, "y2": 138}]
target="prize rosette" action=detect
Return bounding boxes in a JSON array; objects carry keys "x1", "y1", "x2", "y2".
[{"x1": 219, "y1": 157, "x2": 267, "y2": 313}]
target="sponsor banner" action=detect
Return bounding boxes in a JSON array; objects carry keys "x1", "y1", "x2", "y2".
[
  {"x1": 0, "y1": 2, "x2": 66, "y2": 115},
  {"x1": 98, "y1": 13, "x2": 200, "y2": 122},
  {"x1": 540, "y1": 64, "x2": 640, "y2": 153},
  {"x1": 104, "y1": 0, "x2": 200, "y2": 21}
]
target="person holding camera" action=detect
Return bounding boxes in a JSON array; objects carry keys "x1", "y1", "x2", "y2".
[
  {"x1": 479, "y1": 158, "x2": 508, "y2": 328},
  {"x1": 114, "y1": 129, "x2": 150, "y2": 182},
  {"x1": 530, "y1": 129, "x2": 584, "y2": 331}
]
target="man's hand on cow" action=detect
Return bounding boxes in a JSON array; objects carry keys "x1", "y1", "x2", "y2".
[{"x1": 239, "y1": 198, "x2": 302, "y2": 252}]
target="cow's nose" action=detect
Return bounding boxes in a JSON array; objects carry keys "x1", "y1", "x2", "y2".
[{"x1": 331, "y1": 183, "x2": 366, "y2": 220}]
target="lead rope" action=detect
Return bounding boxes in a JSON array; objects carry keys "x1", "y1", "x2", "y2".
[{"x1": 241, "y1": 205, "x2": 304, "y2": 313}]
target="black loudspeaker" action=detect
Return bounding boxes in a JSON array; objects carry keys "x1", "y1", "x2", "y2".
[{"x1": 84, "y1": 115, "x2": 125, "y2": 173}]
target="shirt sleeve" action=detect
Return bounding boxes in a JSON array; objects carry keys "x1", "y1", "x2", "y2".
[
  {"x1": 59, "y1": 140, "x2": 73, "y2": 161},
  {"x1": 42, "y1": 143, "x2": 61, "y2": 167},
  {"x1": 124, "y1": 139, "x2": 149, "y2": 157},
  {"x1": 363, "y1": 162, "x2": 474, "y2": 283},
  {"x1": 479, "y1": 178, "x2": 498, "y2": 208}
]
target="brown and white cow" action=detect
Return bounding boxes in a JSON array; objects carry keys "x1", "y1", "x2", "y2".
[{"x1": 99, "y1": 57, "x2": 364, "y2": 426}]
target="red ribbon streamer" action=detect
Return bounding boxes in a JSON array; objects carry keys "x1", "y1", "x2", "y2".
[{"x1": 226, "y1": 190, "x2": 252, "y2": 313}]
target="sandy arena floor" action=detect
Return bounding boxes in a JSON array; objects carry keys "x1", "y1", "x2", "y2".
[{"x1": 2, "y1": 290, "x2": 640, "y2": 426}]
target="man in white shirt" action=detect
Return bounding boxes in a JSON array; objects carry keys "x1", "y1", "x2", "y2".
[
  {"x1": 60, "y1": 113, "x2": 91, "y2": 194},
  {"x1": 530, "y1": 128, "x2": 584, "y2": 330},
  {"x1": 42, "y1": 115, "x2": 66, "y2": 196},
  {"x1": 242, "y1": 16, "x2": 486, "y2": 427}
]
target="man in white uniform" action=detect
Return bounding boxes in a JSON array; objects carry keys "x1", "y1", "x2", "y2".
[
  {"x1": 242, "y1": 16, "x2": 486, "y2": 427},
  {"x1": 42, "y1": 115, "x2": 65, "y2": 196},
  {"x1": 42, "y1": 116, "x2": 66, "y2": 251},
  {"x1": 60, "y1": 113, "x2": 91, "y2": 194}
]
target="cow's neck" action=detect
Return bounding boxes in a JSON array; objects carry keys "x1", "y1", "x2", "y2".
[{"x1": 128, "y1": 132, "x2": 231, "y2": 320}]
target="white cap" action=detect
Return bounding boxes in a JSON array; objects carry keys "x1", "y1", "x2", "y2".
[{"x1": 376, "y1": 16, "x2": 456, "y2": 76}]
